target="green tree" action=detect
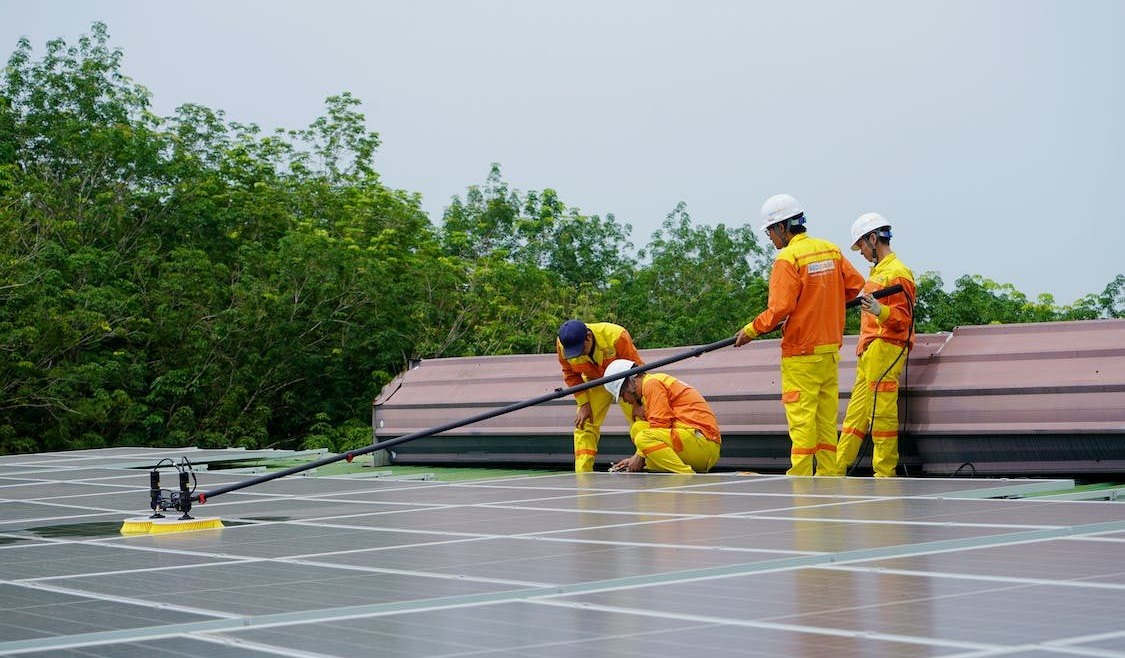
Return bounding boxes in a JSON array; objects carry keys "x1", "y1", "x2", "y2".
[
  {"x1": 436, "y1": 166, "x2": 636, "y2": 355},
  {"x1": 0, "y1": 24, "x2": 441, "y2": 453},
  {"x1": 913, "y1": 273, "x2": 1103, "y2": 332},
  {"x1": 441, "y1": 164, "x2": 635, "y2": 283},
  {"x1": 604, "y1": 202, "x2": 770, "y2": 347},
  {"x1": 1097, "y1": 274, "x2": 1125, "y2": 318},
  {"x1": 1, "y1": 24, "x2": 166, "y2": 452}
]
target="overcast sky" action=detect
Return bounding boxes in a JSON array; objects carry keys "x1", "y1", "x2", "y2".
[{"x1": 4, "y1": 0, "x2": 1123, "y2": 304}]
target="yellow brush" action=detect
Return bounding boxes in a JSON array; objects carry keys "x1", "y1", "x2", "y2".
[
  {"x1": 119, "y1": 517, "x2": 154, "y2": 534},
  {"x1": 119, "y1": 517, "x2": 223, "y2": 535}
]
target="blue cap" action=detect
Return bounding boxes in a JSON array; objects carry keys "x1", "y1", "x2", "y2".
[{"x1": 558, "y1": 320, "x2": 588, "y2": 358}]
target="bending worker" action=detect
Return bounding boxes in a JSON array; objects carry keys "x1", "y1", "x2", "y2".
[
  {"x1": 603, "y1": 359, "x2": 721, "y2": 474},
  {"x1": 837, "y1": 213, "x2": 916, "y2": 477},
  {"x1": 734, "y1": 194, "x2": 864, "y2": 476},
  {"x1": 557, "y1": 319, "x2": 644, "y2": 472}
]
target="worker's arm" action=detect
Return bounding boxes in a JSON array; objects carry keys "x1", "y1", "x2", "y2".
[
  {"x1": 557, "y1": 349, "x2": 590, "y2": 407},
  {"x1": 749, "y1": 258, "x2": 800, "y2": 337},
  {"x1": 614, "y1": 329, "x2": 643, "y2": 365}
]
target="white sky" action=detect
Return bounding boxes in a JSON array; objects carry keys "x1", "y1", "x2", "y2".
[{"x1": 4, "y1": 0, "x2": 1123, "y2": 304}]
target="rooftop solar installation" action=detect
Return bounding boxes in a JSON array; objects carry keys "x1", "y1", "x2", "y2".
[{"x1": 3, "y1": 448, "x2": 1125, "y2": 657}]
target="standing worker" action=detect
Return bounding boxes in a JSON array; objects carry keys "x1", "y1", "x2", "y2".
[
  {"x1": 603, "y1": 359, "x2": 722, "y2": 474},
  {"x1": 557, "y1": 320, "x2": 644, "y2": 472},
  {"x1": 733, "y1": 194, "x2": 865, "y2": 476},
  {"x1": 837, "y1": 213, "x2": 916, "y2": 477}
]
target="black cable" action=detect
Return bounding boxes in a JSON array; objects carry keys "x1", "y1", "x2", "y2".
[
  {"x1": 846, "y1": 344, "x2": 906, "y2": 476},
  {"x1": 897, "y1": 349, "x2": 912, "y2": 477},
  {"x1": 950, "y1": 462, "x2": 976, "y2": 478},
  {"x1": 180, "y1": 457, "x2": 198, "y2": 495},
  {"x1": 846, "y1": 288, "x2": 914, "y2": 477},
  {"x1": 898, "y1": 290, "x2": 916, "y2": 477}
]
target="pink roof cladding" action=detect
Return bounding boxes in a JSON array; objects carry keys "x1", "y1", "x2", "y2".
[{"x1": 373, "y1": 319, "x2": 1125, "y2": 443}]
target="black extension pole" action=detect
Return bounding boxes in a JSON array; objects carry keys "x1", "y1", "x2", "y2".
[
  {"x1": 850, "y1": 284, "x2": 903, "y2": 308},
  {"x1": 195, "y1": 337, "x2": 732, "y2": 502},
  {"x1": 193, "y1": 284, "x2": 903, "y2": 504}
]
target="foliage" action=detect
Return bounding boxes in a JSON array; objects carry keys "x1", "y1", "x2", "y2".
[
  {"x1": 1097, "y1": 274, "x2": 1125, "y2": 319},
  {"x1": 0, "y1": 24, "x2": 434, "y2": 453},
  {"x1": 434, "y1": 164, "x2": 636, "y2": 355},
  {"x1": 913, "y1": 272, "x2": 1104, "y2": 333},
  {"x1": 602, "y1": 202, "x2": 770, "y2": 347}
]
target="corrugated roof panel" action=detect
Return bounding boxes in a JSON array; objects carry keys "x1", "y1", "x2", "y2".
[
  {"x1": 907, "y1": 319, "x2": 1125, "y2": 435},
  {"x1": 373, "y1": 319, "x2": 1125, "y2": 474}
]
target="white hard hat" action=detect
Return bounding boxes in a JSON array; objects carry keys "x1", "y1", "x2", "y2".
[
  {"x1": 603, "y1": 359, "x2": 637, "y2": 402},
  {"x1": 850, "y1": 212, "x2": 892, "y2": 251},
  {"x1": 759, "y1": 194, "x2": 804, "y2": 232}
]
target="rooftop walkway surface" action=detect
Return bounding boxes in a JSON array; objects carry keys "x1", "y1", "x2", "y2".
[{"x1": 2, "y1": 447, "x2": 1125, "y2": 657}]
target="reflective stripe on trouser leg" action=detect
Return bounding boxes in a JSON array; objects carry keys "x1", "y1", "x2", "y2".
[
  {"x1": 838, "y1": 339, "x2": 906, "y2": 477},
  {"x1": 813, "y1": 352, "x2": 842, "y2": 476},
  {"x1": 837, "y1": 349, "x2": 873, "y2": 473},
  {"x1": 868, "y1": 340, "x2": 906, "y2": 477},
  {"x1": 630, "y1": 421, "x2": 720, "y2": 474},
  {"x1": 780, "y1": 351, "x2": 840, "y2": 476},
  {"x1": 573, "y1": 384, "x2": 611, "y2": 472},
  {"x1": 573, "y1": 384, "x2": 635, "y2": 473}
]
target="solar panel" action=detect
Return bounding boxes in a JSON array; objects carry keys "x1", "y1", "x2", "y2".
[{"x1": 2, "y1": 448, "x2": 1124, "y2": 657}]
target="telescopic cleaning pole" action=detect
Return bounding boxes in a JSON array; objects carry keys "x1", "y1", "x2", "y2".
[
  {"x1": 194, "y1": 336, "x2": 734, "y2": 502},
  {"x1": 191, "y1": 285, "x2": 902, "y2": 504}
]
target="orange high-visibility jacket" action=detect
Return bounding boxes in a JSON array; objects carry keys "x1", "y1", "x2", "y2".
[
  {"x1": 746, "y1": 233, "x2": 865, "y2": 357},
  {"x1": 639, "y1": 372, "x2": 722, "y2": 444},
  {"x1": 557, "y1": 322, "x2": 643, "y2": 407},
  {"x1": 857, "y1": 252, "x2": 916, "y2": 355}
]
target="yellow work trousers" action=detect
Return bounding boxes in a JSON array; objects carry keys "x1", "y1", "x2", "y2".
[
  {"x1": 837, "y1": 339, "x2": 908, "y2": 477},
  {"x1": 780, "y1": 350, "x2": 842, "y2": 477},
  {"x1": 629, "y1": 421, "x2": 720, "y2": 474},
  {"x1": 573, "y1": 383, "x2": 634, "y2": 472}
]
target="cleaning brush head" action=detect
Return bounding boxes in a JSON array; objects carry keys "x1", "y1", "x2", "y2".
[
  {"x1": 149, "y1": 517, "x2": 223, "y2": 534},
  {"x1": 119, "y1": 517, "x2": 155, "y2": 535},
  {"x1": 119, "y1": 516, "x2": 223, "y2": 535}
]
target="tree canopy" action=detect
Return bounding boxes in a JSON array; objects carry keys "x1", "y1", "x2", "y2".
[{"x1": 1, "y1": 24, "x2": 1119, "y2": 455}]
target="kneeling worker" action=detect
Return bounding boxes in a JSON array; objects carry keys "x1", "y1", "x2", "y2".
[{"x1": 603, "y1": 359, "x2": 722, "y2": 474}]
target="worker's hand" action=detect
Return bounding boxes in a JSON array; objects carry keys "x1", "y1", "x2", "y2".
[
  {"x1": 574, "y1": 402, "x2": 593, "y2": 429},
  {"x1": 632, "y1": 405, "x2": 646, "y2": 422},
  {"x1": 734, "y1": 328, "x2": 754, "y2": 347},
  {"x1": 860, "y1": 293, "x2": 882, "y2": 318},
  {"x1": 609, "y1": 454, "x2": 644, "y2": 473}
]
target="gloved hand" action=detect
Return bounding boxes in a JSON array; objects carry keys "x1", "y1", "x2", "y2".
[
  {"x1": 734, "y1": 327, "x2": 757, "y2": 347},
  {"x1": 860, "y1": 293, "x2": 882, "y2": 318}
]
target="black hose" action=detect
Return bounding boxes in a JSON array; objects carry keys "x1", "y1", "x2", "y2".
[
  {"x1": 195, "y1": 336, "x2": 736, "y2": 502},
  {"x1": 845, "y1": 287, "x2": 914, "y2": 476}
]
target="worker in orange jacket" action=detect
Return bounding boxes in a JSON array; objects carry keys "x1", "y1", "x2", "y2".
[
  {"x1": 602, "y1": 359, "x2": 722, "y2": 474},
  {"x1": 837, "y1": 213, "x2": 916, "y2": 477},
  {"x1": 734, "y1": 194, "x2": 865, "y2": 476},
  {"x1": 557, "y1": 320, "x2": 643, "y2": 472}
]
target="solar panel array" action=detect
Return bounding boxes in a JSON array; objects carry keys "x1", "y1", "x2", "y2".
[{"x1": 3, "y1": 447, "x2": 1125, "y2": 657}]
